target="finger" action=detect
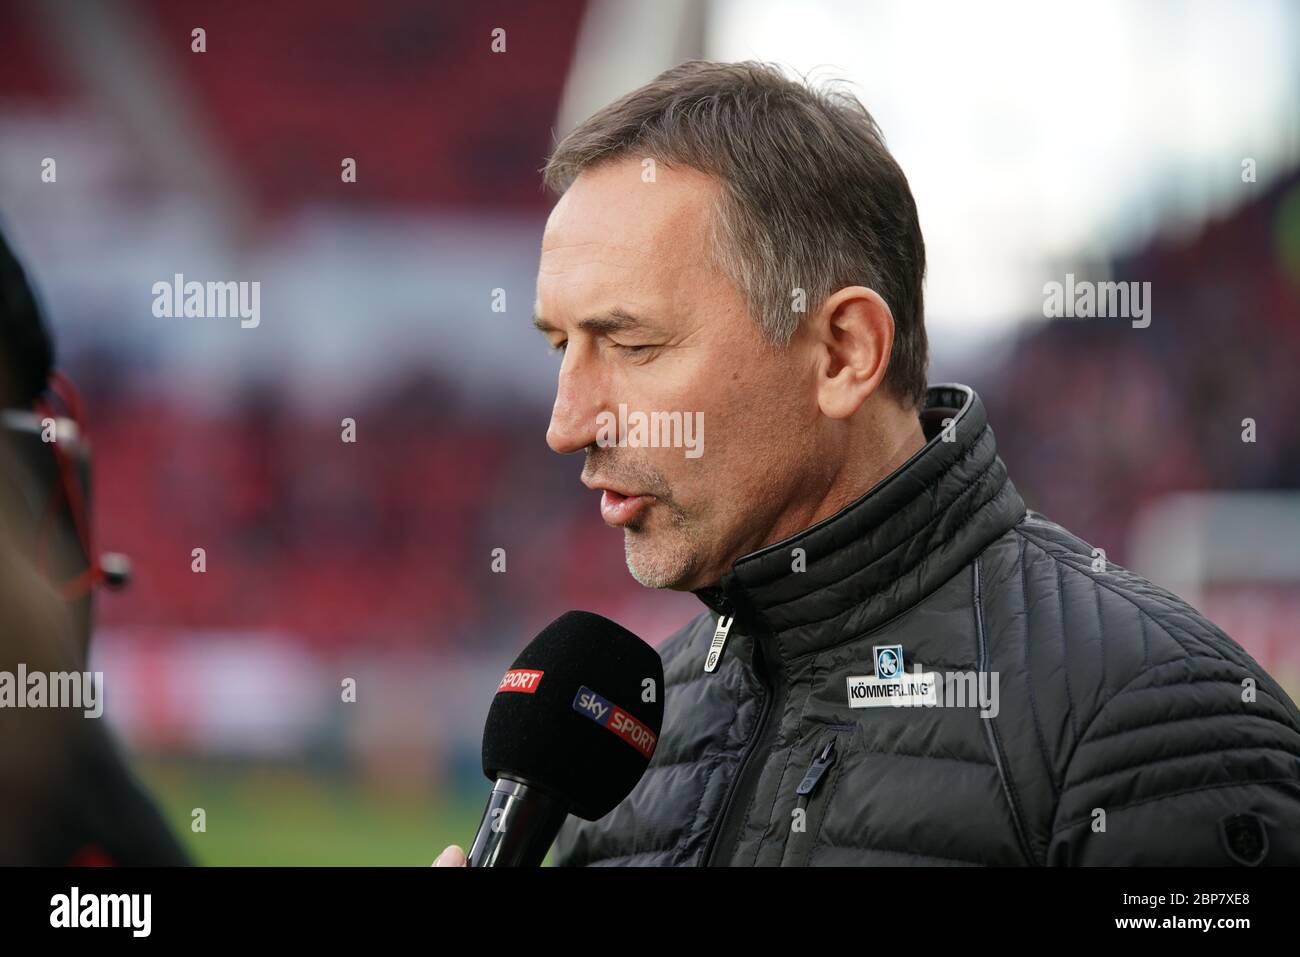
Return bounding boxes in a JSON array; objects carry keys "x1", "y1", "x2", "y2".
[{"x1": 433, "y1": 844, "x2": 467, "y2": 867}]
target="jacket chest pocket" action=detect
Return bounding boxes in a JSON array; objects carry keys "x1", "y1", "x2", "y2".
[{"x1": 781, "y1": 726, "x2": 853, "y2": 867}]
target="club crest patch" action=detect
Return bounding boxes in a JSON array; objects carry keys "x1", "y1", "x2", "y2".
[
  {"x1": 875, "y1": 645, "x2": 903, "y2": 679},
  {"x1": 847, "y1": 645, "x2": 938, "y2": 708}
]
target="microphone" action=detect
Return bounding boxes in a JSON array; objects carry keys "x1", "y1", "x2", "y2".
[{"x1": 469, "y1": 610, "x2": 665, "y2": 866}]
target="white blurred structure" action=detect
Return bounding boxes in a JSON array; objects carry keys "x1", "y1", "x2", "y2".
[{"x1": 709, "y1": 0, "x2": 1300, "y2": 340}]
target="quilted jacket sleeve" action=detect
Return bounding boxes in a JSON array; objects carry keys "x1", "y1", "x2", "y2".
[{"x1": 1046, "y1": 652, "x2": 1300, "y2": 865}]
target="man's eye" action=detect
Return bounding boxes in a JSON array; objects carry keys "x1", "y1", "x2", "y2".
[
  {"x1": 612, "y1": 343, "x2": 654, "y2": 357},
  {"x1": 550, "y1": 340, "x2": 568, "y2": 354}
]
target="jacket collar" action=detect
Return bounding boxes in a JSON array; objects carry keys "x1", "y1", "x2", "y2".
[{"x1": 693, "y1": 384, "x2": 1026, "y2": 663}]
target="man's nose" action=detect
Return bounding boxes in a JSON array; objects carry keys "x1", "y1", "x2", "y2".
[{"x1": 546, "y1": 355, "x2": 603, "y2": 455}]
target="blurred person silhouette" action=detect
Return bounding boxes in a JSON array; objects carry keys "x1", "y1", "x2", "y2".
[{"x1": 0, "y1": 224, "x2": 189, "y2": 865}]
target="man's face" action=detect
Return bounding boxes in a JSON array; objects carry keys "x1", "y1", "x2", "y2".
[{"x1": 535, "y1": 159, "x2": 825, "y2": 591}]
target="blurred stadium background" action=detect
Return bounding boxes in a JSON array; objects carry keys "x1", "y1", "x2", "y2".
[{"x1": 0, "y1": 0, "x2": 1297, "y2": 864}]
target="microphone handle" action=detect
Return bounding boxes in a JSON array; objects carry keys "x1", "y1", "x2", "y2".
[{"x1": 468, "y1": 775, "x2": 571, "y2": 866}]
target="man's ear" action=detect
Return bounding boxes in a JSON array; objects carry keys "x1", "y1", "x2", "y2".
[{"x1": 812, "y1": 286, "x2": 894, "y2": 420}]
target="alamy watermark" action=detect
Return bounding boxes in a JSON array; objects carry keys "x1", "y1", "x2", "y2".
[
  {"x1": 595, "y1": 404, "x2": 704, "y2": 459},
  {"x1": 50, "y1": 887, "x2": 150, "y2": 937},
  {"x1": 0, "y1": 664, "x2": 103, "y2": 718},
  {"x1": 152, "y1": 273, "x2": 260, "y2": 328},
  {"x1": 1043, "y1": 272, "x2": 1151, "y2": 328}
]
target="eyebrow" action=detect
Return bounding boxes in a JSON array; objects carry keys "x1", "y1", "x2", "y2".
[{"x1": 532, "y1": 308, "x2": 653, "y2": 336}]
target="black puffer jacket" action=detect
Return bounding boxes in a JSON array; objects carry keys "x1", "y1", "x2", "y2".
[{"x1": 552, "y1": 384, "x2": 1300, "y2": 866}]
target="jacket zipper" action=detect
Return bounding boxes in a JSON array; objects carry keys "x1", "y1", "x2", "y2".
[
  {"x1": 698, "y1": 596, "x2": 779, "y2": 866},
  {"x1": 796, "y1": 739, "x2": 837, "y2": 802},
  {"x1": 702, "y1": 613, "x2": 734, "y2": 673},
  {"x1": 785, "y1": 737, "x2": 838, "y2": 865}
]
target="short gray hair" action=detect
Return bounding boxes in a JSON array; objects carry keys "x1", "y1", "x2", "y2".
[{"x1": 542, "y1": 59, "x2": 929, "y2": 408}]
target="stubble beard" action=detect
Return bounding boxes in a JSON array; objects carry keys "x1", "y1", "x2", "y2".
[
  {"x1": 621, "y1": 500, "x2": 705, "y2": 590},
  {"x1": 584, "y1": 446, "x2": 706, "y2": 589}
]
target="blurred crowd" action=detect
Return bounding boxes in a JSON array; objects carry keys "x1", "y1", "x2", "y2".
[
  {"x1": 81, "y1": 371, "x2": 663, "y2": 654},
  {"x1": 980, "y1": 166, "x2": 1300, "y2": 560}
]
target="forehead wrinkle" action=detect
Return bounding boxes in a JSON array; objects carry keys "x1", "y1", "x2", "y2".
[{"x1": 539, "y1": 235, "x2": 686, "y2": 270}]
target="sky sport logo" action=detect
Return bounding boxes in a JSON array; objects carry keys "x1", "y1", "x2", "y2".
[
  {"x1": 496, "y1": 668, "x2": 544, "y2": 694},
  {"x1": 571, "y1": 685, "x2": 657, "y2": 759}
]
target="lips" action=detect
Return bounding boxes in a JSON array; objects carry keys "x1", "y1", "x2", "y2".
[{"x1": 598, "y1": 488, "x2": 655, "y2": 527}]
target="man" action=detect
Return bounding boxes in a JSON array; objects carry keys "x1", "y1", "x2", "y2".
[{"x1": 437, "y1": 59, "x2": 1300, "y2": 867}]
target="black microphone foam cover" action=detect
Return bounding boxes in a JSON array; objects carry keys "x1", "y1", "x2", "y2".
[{"x1": 481, "y1": 610, "x2": 665, "y2": 821}]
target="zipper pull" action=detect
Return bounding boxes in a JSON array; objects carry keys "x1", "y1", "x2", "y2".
[
  {"x1": 796, "y1": 740, "x2": 837, "y2": 799},
  {"x1": 703, "y1": 614, "x2": 734, "y2": 673}
]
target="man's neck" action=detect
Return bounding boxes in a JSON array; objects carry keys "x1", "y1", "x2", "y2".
[
  {"x1": 809, "y1": 413, "x2": 927, "y2": 530},
  {"x1": 686, "y1": 406, "x2": 929, "y2": 593},
  {"x1": 757, "y1": 409, "x2": 928, "y2": 554}
]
